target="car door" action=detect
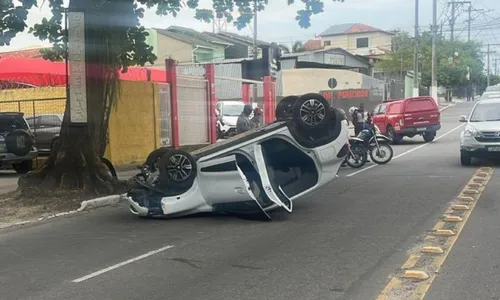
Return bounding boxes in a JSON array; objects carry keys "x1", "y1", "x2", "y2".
[
  {"x1": 371, "y1": 104, "x2": 388, "y2": 134},
  {"x1": 35, "y1": 115, "x2": 62, "y2": 152},
  {"x1": 197, "y1": 154, "x2": 263, "y2": 205}
]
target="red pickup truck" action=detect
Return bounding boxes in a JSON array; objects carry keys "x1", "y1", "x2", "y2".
[{"x1": 371, "y1": 96, "x2": 441, "y2": 144}]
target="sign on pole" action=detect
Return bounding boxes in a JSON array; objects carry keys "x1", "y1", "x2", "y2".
[
  {"x1": 68, "y1": 11, "x2": 88, "y2": 124},
  {"x1": 327, "y1": 78, "x2": 337, "y2": 105}
]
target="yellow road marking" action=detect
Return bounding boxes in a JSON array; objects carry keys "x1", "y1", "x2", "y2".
[{"x1": 376, "y1": 167, "x2": 494, "y2": 300}]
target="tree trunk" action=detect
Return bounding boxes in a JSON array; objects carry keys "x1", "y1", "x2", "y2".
[{"x1": 18, "y1": 1, "x2": 129, "y2": 197}]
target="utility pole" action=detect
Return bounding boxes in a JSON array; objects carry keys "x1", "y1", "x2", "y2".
[
  {"x1": 431, "y1": 0, "x2": 438, "y2": 102},
  {"x1": 447, "y1": 0, "x2": 471, "y2": 41},
  {"x1": 466, "y1": 7, "x2": 487, "y2": 41},
  {"x1": 485, "y1": 44, "x2": 500, "y2": 86},
  {"x1": 252, "y1": 0, "x2": 258, "y2": 103},
  {"x1": 413, "y1": 0, "x2": 419, "y2": 97},
  {"x1": 467, "y1": 5, "x2": 471, "y2": 41}
]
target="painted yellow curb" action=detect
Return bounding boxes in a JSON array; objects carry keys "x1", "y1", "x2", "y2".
[
  {"x1": 434, "y1": 229, "x2": 456, "y2": 236},
  {"x1": 443, "y1": 215, "x2": 463, "y2": 222},
  {"x1": 463, "y1": 189, "x2": 479, "y2": 195},
  {"x1": 376, "y1": 166, "x2": 493, "y2": 300},
  {"x1": 452, "y1": 204, "x2": 470, "y2": 211},
  {"x1": 458, "y1": 196, "x2": 474, "y2": 202},
  {"x1": 468, "y1": 183, "x2": 482, "y2": 188},
  {"x1": 403, "y1": 270, "x2": 429, "y2": 280},
  {"x1": 421, "y1": 246, "x2": 444, "y2": 254}
]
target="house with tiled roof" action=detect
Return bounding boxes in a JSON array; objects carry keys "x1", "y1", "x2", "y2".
[{"x1": 319, "y1": 23, "x2": 393, "y2": 57}]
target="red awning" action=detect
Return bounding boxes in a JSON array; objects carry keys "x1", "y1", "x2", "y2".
[{"x1": 0, "y1": 57, "x2": 167, "y2": 87}]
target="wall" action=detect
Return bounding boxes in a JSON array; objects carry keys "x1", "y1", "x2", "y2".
[
  {"x1": 155, "y1": 31, "x2": 193, "y2": 64},
  {"x1": 0, "y1": 83, "x2": 162, "y2": 168},
  {"x1": 0, "y1": 87, "x2": 66, "y2": 116},
  {"x1": 322, "y1": 32, "x2": 392, "y2": 55},
  {"x1": 281, "y1": 68, "x2": 363, "y2": 95}
]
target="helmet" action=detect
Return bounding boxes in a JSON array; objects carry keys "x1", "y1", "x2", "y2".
[{"x1": 348, "y1": 106, "x2": 358, "y2": 115}]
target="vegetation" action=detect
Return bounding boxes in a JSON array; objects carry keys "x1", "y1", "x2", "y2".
[
  {"x1": 0, "y1": 0, "x2": 344, "y2": 197},
  {"x1": 376, "y1": 29, "x2": 491, "y2": 94}
]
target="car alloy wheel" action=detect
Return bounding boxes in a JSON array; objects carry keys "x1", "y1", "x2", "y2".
[
  {"x1": 300, "y1": 99, "x2": 326, "y2": 127},
  {"x1": 166, "y1": 153, "x2": 193, "y2": 182}
]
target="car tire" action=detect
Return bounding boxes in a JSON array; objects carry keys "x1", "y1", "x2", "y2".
[
  {"x1": 5, "y1": 129, "x2": 33, "y2": 157},
  {"x1": 101, "y1": 157, "x2": 117, "y2": 179},
  {"x1": 12, "y1": 160, "x2": 33, "y2": 174},
  {"x1": 276, "y1": 95, "x2": 299, "y2": 121},
  {"x1": 145, "y1": 148, "x2": 170, "y2": 172},
  {"x1": 423, "y1": 131, "x2": 436, "y2": 143},
  {"x1": 158, "y1": 149, "x2": 197, "y2": 190},
  {"x1": 293, "y1": 93, "x2": 332, "y2": 131},
  {"x1": 460, "y1": 150, "x2": 472, "y2": 166},
  {"x1": 387, "y1": 126, "x2": 402, "y2": 144}
]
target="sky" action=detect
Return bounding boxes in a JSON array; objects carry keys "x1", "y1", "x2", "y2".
[{"x1": 2, "y1": 0, "x2": 500, "y2": 52}]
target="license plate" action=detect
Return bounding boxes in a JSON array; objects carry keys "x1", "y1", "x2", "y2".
[
  {"x1": 487, "y1": 146, "x2": 500, "y2": 152},
  {"x1": 416, "y1": 127, "x2": 426, "y2": 132}
]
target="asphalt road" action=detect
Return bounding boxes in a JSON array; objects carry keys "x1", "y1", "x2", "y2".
[{"x1": 1, "y1": 102, "x2": 495, "y2": 300}]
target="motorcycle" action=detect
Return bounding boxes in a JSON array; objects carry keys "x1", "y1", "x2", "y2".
[
  {"x1": 345, "y1": 137, "x2": 368, "y2": 168},
  {"x1": 351, "y1": 122, "x2": 394, "y2": 165}
]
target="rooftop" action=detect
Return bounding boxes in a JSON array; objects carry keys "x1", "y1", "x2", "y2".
[{"x1": 319, "y1": 23, "x2": 392, "y2": 37}]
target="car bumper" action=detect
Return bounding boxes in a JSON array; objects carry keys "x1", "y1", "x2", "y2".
[
  {"x1": 125, "y1": 196, "x2": 150, "y2": 217},
  {"x1": 399, "y1": 124, "x2": 441, "y2": 135},
  {"x1": 0, "y1": 150, "x2": 38, "y2": 164},
  {"x1": 461, "y1": 136, "x2": 500, "y2": 158}
]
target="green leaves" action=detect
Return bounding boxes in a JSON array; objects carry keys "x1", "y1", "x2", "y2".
[
  {"x1": 1, "y1": 0, "x2": 346, "y2": 70},
  {"x1": 376, "y1": 29, "x2": 486, "y2": 89}
]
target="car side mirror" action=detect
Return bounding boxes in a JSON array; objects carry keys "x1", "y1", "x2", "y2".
[{"x1": 458, "y1": 115, "x2": 467, "y2": 122}]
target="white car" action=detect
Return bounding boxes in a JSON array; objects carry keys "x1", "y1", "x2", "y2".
[
  {"x1": 125, "y1": 93, "x2": 350, "y2": 220},
  {"x1": 459, "y1": 97, "x2": 500, "y2": 165}
]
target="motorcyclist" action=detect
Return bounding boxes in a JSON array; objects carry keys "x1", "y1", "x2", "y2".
[
  {"x1": 350, "y1": 104, "x2": 369, "y2": 136},
  {"x1": 236, "y1": 104, "x2": 253, "y2": 134}
]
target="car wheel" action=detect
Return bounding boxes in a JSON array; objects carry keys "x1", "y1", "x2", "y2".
[
  {"x1": 460, "y1": 150, "x2": 472, "y2": 166},
  {"x1": 158, "y1": 149, "x2": 197, "y2": 189},
  {"x1": 275, "y1": 95, "x2": 299, "y2": 121},
  {"x1": 145, "y1": 148, "x2": 170, "y2": 172},
  {"x1": 12, "y1": 160, "x2": 33, "y2": 174},
  {"x1": 5, "y1": 129, "x2": 33, "y2": 157},
  {"x1": 423, "y1": 131, "x2": 436, "y2": 143},
  {"x1": 293, "y1": 93, "x2": 331, "y2": 130},
  {"x1": 387, "y1": 126, "x2": 402, "y2": 144},
  {"x1": 101, "y1": 157, "x2": 117, "y2": 179}
]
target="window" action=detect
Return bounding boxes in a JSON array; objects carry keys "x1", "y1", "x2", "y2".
[
  {"x1": 356, "y1": 37, "x2": 369, "y2": 48},
  {"x1": 324, "y1": 40, "x2": 331, "y2": 46},
  {"x1": 38, "y1": 115, "x2": 62, "y2": 127},
  {"x1": 470, "y1": 102, "x2": 500, "y2": 122},
  {"x1": 406, "y1": 100, "x2": 435, "y2": 112},
  {"x1": 387, "y1": 103, "x2": 402, "y2": 114},
  {"x1": 377, "y1": 104, "x2": 387, "y2": 115}
]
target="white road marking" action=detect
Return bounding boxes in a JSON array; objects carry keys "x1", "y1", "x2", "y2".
[
  {"x1": 72, "y1": 245, "x2": 175, "y2": 283},
  {"x1": 346, "y1": 124, "x2": 465, "y2": 177}
]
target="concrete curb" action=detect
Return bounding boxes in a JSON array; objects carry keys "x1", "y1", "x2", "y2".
[
  {"x1": 439, "y1": 103, "x2": 456, "y2": 112},
  {"x1": 78, "y1": 194, "x2": 124, "y2": 212},
  {"x1": 1, "y1": 194, "x2": 126, "y2": 231}
]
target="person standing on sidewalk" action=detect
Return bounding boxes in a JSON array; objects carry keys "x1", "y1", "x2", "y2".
[{"x1": 236, "y1": 104, "x2": 253, "y2": 134}]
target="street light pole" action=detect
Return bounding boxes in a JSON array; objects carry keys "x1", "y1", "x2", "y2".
[
  {"x1": 431, "y1": 0, "x2": 438, "y2": 103},
  {"x1": 413, "y1": 0, "x2": 419, "y2": 97},
  {"x1": 252, "y1": 0, "x2": 258, "y2": 103}
]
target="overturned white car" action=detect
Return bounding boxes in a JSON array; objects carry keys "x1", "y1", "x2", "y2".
[{"x1": 125, "y1": 93, "x2": 350, "y2": 220}]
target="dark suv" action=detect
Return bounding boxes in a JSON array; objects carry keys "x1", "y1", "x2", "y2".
[{"x1": 0, "y1": 112, "x2": 38, "y2": 173}]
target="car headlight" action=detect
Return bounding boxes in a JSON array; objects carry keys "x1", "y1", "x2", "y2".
[{"x1": 464, "y1": 126, "x2": 481, "y2": 137}]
